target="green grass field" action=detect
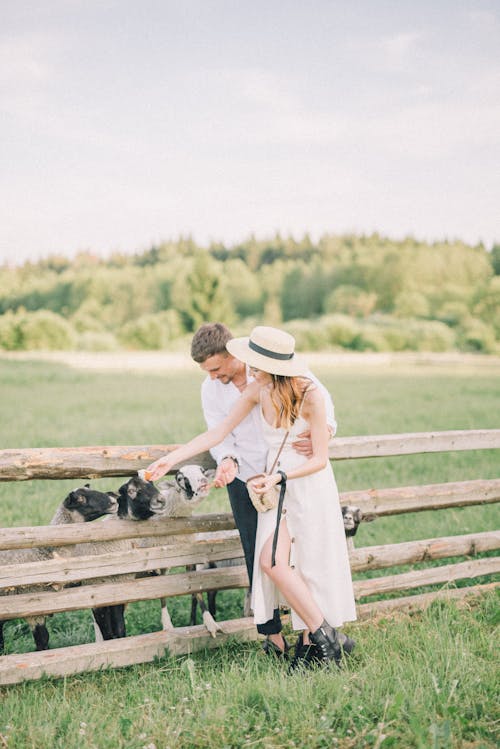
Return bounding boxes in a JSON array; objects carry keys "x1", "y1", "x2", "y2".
[{"x1": 0, "y1": 355, "x2": 499, "y2": 748}]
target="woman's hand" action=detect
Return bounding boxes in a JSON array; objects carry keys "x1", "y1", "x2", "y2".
[
  {"x1": 248, "y1": 473, "x2": 281, "y2": 496},
  {"x1": 144, "y1": 456, "x2": 173, "y2": 482}
]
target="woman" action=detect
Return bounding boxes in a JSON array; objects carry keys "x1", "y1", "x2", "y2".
[{"x1": 146, "y1": 326, "x2": 356, "y2": 668}]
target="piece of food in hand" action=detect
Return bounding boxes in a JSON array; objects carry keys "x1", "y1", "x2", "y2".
[{"x1": 138, "y1": 469, "x2": 153, "y2": 482}]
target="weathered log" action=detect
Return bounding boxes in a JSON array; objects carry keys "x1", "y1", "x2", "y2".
[
  {"x1": 0, "y1": 513, "x2": 236, "y2": 551},
  {"x1": 3, "y1": 554, "x2": 499, "y2": 621},
  {"x1": 1, "y1": 429, "x2": 499, "y2": 481},
  {"x1": 0, "y1": 533, "x2": 243, "y2": 589},
  {"x1": 0, "y1": 564, "x2": 249, "y2": 620},
  {"x1": 2, "y1": 478, "x2": 499, "y2": 551},
  {"x1": 0, "y1": 583, "x2": 496, "y2": 686},
  {"x1": 353, "y1": 556, "x2": 500, "y2": 600},
  {"x1": 355, "y1": 581, "x2": 498, "y2": 618},
  {"x1": 341, "y1": 479, "x2": 500, "y2": 517},
  {"x1": 2, "y1": 529, "x2": 498, "y2": 591},
  {"x1": 0, "y1": 615, "x2": 260, "y2": 686},
  {"x1": 350, "y1": 530, "x2": 500, "y2": 572}
]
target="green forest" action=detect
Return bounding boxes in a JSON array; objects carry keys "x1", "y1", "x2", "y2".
[{"x1": 1, "y1": 233, "x2": 499, "y2": 353}]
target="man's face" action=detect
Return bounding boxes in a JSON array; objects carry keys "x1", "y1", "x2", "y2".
[{"x1": 200, "y1": 353, "x2": 241, "y2": 383}]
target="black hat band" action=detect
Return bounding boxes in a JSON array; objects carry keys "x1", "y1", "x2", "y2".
[{"x1": 249, "y1": 339, "x2": 294, "y2": 361}]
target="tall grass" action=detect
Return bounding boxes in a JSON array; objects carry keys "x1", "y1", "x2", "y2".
[{"x1": 0, "y1": 356, "x2": 499, "y2": 748}]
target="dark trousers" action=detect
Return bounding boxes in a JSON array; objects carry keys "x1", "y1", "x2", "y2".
[{"x1": 227, "y1": 477, "x2": 282, "y2": 636}]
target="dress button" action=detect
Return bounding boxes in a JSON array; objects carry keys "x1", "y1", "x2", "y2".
[
  {"x1": 290, "y1": 565, "x2": 295, "y2": 569},
  {"x1": 282, "y1": 508, "x2": 287, "y2": 515},
  {"x1": 291, "y1": 537, "x2": 295, "y2": 543}
]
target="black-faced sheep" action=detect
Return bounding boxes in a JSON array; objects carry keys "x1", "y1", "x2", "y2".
[
  {"x1": 0, "y1": 486, "x2": 118, "y2": 653},
  {"x1": 93, "y1": 465, "x2": 215, "y2": 639}
]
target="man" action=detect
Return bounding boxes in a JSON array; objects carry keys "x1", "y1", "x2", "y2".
[{"x1": 190, "y1": 322, "x2": 337, "y2": 656}]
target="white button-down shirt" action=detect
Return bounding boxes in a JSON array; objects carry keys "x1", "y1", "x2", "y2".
[{"x1": 201, "y1": 368, "x2": 337, "y2": 482}]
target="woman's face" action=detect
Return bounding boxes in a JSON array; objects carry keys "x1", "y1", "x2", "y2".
[{"x1": 249, "y1": 366, "x2": 272, "y2": 385}]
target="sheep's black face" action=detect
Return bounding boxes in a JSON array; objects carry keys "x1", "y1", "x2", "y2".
[
  {"x1": 341, "y1": 505, "x2": 363, "y2": 537},
  {"x1": 64, "y1": 486, "x2": 118, "y2": 522},
  {"x1": 118, "y1": 478, "x2": 166, "y2": 520}
]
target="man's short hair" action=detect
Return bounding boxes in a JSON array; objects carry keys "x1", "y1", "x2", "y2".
[{"x1": 191, "y1": 323, "x2": 233, "y2": 363}]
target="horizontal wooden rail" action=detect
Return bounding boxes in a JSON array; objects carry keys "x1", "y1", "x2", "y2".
[
  {"x1": 0, "y1": 584, "x2": 497, "y2": 686},
  {"x1": 353, "y1": 556, "x2": 500, "y2": 599},
  {"x1": 350, "y1": 530, "x2": 500, "y2": 572},
  {"x1": 0, "y1": 533, "x2": 243, "y2": 589},
  {"x1": 3, "y1": 553, "x2": 500, "y2": 621},
  {"x1": 1, "y1": 478, "x2": 499, "y2": 552},
  {"x1": 1, "y1": 429, "x2": 499, "y2": 481},
  {"x1": 0, "y1": 565, "x2": 249, "y2": 620},
  {"x1": 0, "y1": 514, "x2": 236, "y2": 552},
  {"x1": 2, "y1": 530, "x2": 499, "y2": 591},
  {"x1": 341, "y1": 478, "x2": 500, "y2": 517}
]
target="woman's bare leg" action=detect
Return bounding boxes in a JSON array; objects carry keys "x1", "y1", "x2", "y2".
[{"x1": 259, "y1": 520, "x2": 324, "y2": 633}]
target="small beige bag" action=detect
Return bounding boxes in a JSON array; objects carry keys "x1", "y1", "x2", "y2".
[{"x1": 246, "y1": 431, "x2": 289, "y2": 513}]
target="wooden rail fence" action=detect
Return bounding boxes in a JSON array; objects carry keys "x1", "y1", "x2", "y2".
[{"x1": 0, "y1": 429, "x2": 499, "y2": 685}]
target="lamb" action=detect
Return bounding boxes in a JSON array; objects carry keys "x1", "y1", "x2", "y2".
[{"x1": 0, "y1": 486, "x2": 118, "y2": 653}]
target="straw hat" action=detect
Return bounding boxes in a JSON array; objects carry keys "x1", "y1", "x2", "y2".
[{"x1": 226, "y1": 326, "x2": 308, "y2": 377}]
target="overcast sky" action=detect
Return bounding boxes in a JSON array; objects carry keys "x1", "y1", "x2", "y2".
[{"x1": 1, "y1": 0, "x2": 499, "y2": 264}]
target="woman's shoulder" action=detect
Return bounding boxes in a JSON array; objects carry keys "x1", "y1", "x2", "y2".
[
  {"x1": 243, "y1": 380, "x2": 264, "y2": 402},
  {"x1": 300, "y1": 382, "x2": 324, "y2": 412}
]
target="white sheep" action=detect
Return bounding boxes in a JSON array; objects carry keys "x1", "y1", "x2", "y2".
[{"x1": 135, "y1": 464, "x2": 222, "y2": 634}]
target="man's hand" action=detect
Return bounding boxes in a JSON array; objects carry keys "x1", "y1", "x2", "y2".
[
  {"x1": 292, "y1": 427, "x2": 334, "y2": 457},
  {"x1": 292, "y1": 429, "x2": 314, "y2": 457},
  {"x1": 214, "y1": 457, "x2": 238, "y2": 488}
]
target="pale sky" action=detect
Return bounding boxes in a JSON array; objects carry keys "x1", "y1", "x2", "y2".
[{"x1": 1, "y1": 0, "x2": 499, "y2": 264}]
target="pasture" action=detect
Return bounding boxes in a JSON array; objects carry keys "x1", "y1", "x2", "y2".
[{"x1": 0, "y1": 354, "x2": 499, "y2": 748}]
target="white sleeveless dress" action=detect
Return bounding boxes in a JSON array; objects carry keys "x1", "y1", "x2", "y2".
[{"x1": 251, "y1": 410, "x2": 357, "y2": 631}]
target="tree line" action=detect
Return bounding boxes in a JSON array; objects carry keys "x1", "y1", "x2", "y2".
[{"x1": 0, "y1": 233, "x2": 499, "y2": 353}]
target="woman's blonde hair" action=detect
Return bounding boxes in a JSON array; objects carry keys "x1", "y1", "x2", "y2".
[{"x1": 269, "y1": 375, "x2": 311, "y2": 429}]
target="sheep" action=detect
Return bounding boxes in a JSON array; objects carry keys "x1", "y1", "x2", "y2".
[
  {"x1": 0, "y1": 486, "x2": 118, "y2": 653},
  {"x1": 91, "y1": 465, "x2": 215, "y2": 640},
  {"x1": 68, "y1": 475, "x2": 170, "y2": 643},
  {"x1": 135, "y1": 465, "x2": 220, "y2": 633},
  {"x1": 341, "y1": 505, "x2": 364, "y2": 552}
]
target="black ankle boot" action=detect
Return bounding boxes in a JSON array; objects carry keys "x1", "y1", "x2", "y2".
[
  {"x1": 309, "y1": 620, "x2": 342, "y2": 665},
  {"x1": 262, "y1": 635, "x2": 290, "y2": 659},
  {"x1": 289, "y1": 633, "x2": 318, "y2": 672}
]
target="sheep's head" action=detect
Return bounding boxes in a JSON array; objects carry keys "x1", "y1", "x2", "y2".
[
  {"x1": 156, "y1": 464, "x2": 215, "y2": 512},
  {"x1": 341, "y1": 505, "x2": 363, "y2": 537},
  {"x1": 63, "y1": 485, "x2": 119, "y2": 522},
  {"x1": 117, "y1": 477, "x2": 167, "y2": 520}
]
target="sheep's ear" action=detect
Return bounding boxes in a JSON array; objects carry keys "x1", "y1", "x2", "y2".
[
  {"x1": 355, "y1": 508, "x2": 363, "y2": 522},
  {"x1": 84, "y1": 483, "x2": 91, "y2": 489},
  {"x1": 107, "y1": 492, "x2": 119, "y2": 500},
  {"x1": 204, "y1": 469, "x2": 216, "y2": 481},
  {"x1": 67, "y1": 491, "x2": 86, "y2": 506},
  {"x1": 117, "y1": 483, "x2": 128, "y2": 497}
]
